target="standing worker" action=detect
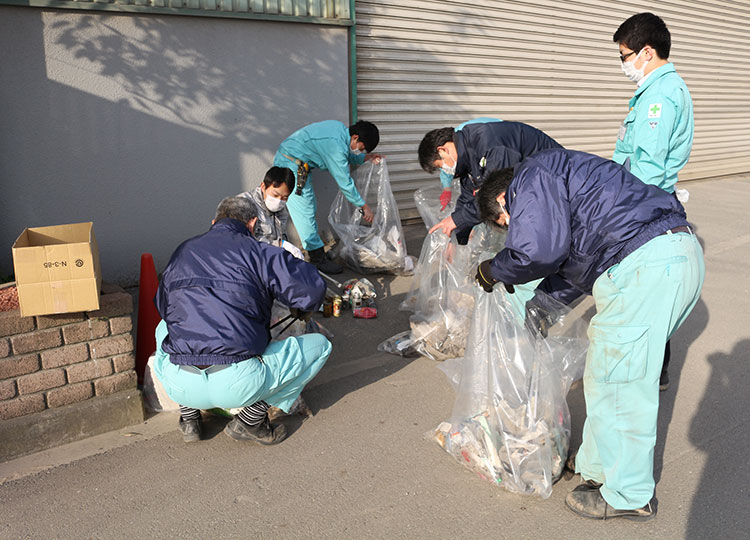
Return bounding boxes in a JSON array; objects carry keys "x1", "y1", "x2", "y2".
[
  {"x1": 474, "y1": 149, "x2": 704, "y2": 521},
  {"x1": 274, "y1": 120, "x2": 382, "y2": 274},
  {"x1": 418, "y1": 121, "x2": 562, "y2": 245},
  {"x1": 613, "y1": 12, "x2": 695, "y2": 390},
  {"x1": 436, "y1": 117, "x2": 502, "y2": 211}
]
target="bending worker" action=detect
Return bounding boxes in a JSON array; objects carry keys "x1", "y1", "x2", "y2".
[
  {"x1": 474, "y1": 149, "x2": 704, "y2": 521},
  {"x1": 436, "y1": 117, "x2": 502, "y2": 211},
  {"x1": 153, "y1": 196, "x2": 332, "y2": 445},
  {"x1": 274, "y1": 119, "x2": 382, "y2": 274},
  {"x1": 418, "y1": 120, "x2": 561, "y2": 244},
  {"x1": 612, "y1": 12, "x2": 695, "y2": 391}
]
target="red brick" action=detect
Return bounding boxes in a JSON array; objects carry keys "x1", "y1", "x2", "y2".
[
  {"x1": 109, "y1": 316, "x2": 133, "y2": 335},
  {"x1": 10, "y1": 328, "x2": 62, "y2": 354},
  {"x1": 40, "y1": 343, "x2": 89, "y2": 369},
  {"x1": 0, "y1": 354, "x2": 40, "y2": 380},
  {"x1": 62, "y1": 319, "x2": 110, "y2": 344},
  {"x1": 35, "y1": 312, "x2": 86, "y2": 329},
  {"x1": 47, "y1": 381, "x2": 94, "y2": 408},
  {"x1": 0, "y1": 338, "x2": 9, "y2": 358},
  {"x1": 66, "y1": 358, "x2": 113, "y2": 383},
  {"x1": 17, "y1": 368, "x2": 66, "y2": 395},
  {"x1": 0, "y1": 394, "x2": 46, "y2": 420},
  {"x1": 0, "y1": 310, "x2": 35, "y2": 338},
  {"x1": 112, "y1": 353, "x2": 136, "y2": 373},
  {"x1": 86, "y1": 292, "x2": 133, "y2": 319},
  {"x1": 94, "y1": 371, "x2": 137, "y2": 396},
  {"x1": 0, "y1": 379, "x2": 16, "y2": 400},
  {"x1": 89, "y1": 334, "x2": 133, "y2": 359}
]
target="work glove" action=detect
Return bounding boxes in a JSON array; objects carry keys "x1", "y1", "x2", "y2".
[
  {"x1": 439, "y1": 189, "x2": 452, "y2": 211},
  {"x1": 289, "y1": 307, "x2": 313, "y2": 322},
  {"x1": 524, "y1": 298, "x2": 559, "y2": 339},
  {"x1": 475, "y1": 259, "x2": 515, "y2": 294}
]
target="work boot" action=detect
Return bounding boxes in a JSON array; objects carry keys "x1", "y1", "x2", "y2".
[
  {"x1": 224, "y1": 416, "x2": 287, "y2": 445},
  {"x1": 565, "y1": 482, "x2": 656, "y2": 521},
  {"x1": 179, "y1": 417, "x2": 202, "y2": 443},
  {"x1": 308, "y1": 247, "x2": 343, "y2": 275}
]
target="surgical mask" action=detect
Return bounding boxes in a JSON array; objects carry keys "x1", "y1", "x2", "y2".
[
  {"x1": 621, "y1": 49, "x2": 647, "y2": 83},
  {"x1": 441, "y1": 163, "x2": 456, "y2": 177},
  {"x1": 500, "y1": 201, "x2": 510, "y2": 225},
  {"x1": 264, "y1": 195, "x2": 286, "y2": 213},
  {"x1": 351, "y1": 147, "x2": 363, "y2": 156}
]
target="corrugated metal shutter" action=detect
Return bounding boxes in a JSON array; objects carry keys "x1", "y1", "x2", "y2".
[{"x1": 355, "y1": 0, "x2": 750, "y2": 218}]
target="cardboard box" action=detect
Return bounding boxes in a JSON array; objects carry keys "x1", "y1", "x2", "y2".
[{"x1": 12, "y1": 222, "x2": 102, "y2": 317}]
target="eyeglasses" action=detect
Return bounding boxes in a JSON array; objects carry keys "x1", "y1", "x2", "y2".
[{"x1": 619, "y1": 50, "x2": 636, "y2": 62}]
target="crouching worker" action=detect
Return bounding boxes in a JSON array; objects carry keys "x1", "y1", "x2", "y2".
[
  {"x1": 474, "y1": 149, "x2": 704, "y2": 521},
  {"x1": 153, "y1": 196, "x2": 332, "y2": 444}
]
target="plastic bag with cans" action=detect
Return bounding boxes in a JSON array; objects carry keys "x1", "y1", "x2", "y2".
[
  {"x1": 386, "y1": 223, "x2": 506, "y2": 361},
  {"x1": 431, "y1": 284, "x2": 588, "y2": 499},
  {"x1": 328, "y1": 158, "x2": 410, "y2": 274}
]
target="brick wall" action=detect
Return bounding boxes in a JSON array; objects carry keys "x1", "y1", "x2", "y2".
[{"x1": 0, "y1": 286, "x2": 137, "y2": 421}]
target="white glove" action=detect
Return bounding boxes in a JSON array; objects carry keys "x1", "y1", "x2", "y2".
[
  {"x1": 676, "y1": 188, "x2": 690, "y2": 203},
  {"x1": 282, "y1": 240, "x2": 304, "y2": 260}
]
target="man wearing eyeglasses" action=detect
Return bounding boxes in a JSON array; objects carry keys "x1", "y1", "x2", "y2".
[{"x1": 611, "y1": 12, "x2": 695, "y2": 393}]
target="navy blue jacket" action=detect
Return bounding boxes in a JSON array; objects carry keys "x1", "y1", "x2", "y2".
[
  {"x1": 451, "y1": 121, "x2": 562, "y2": 243},
  {"x1": 155, "y1": 219, "x2": 326, "y2": 365},
  {"x1": 490, "y1": 149, "x2": 689, "y2": 305}
]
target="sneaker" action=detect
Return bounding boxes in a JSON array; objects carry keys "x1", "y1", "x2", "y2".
[
  {"x1": 308, "y1": 247, "x2": 343, "y2": 275},
  {"x1": 223, "y1": 417, "x2": 287, "y2": 445},
  {"x1": 179, "y1": 417, "x2": 202, "y2": 443},
  {"x1": 565, "y1": 482, "x2": 656, "y2": 521},
  {"x1": 659, "y1": 369, "x2": 670, "y2": 391}
]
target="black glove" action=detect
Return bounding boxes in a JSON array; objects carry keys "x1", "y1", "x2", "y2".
[
  {"x1": 475, "y1": 259, "x2": 515, "y2": 294},
  {"x1": 524, "y1": 298, "x2": 558, "y2": 339},
  {"x1": 289, "y1": 307, "x2": 313, "y2": 322}
]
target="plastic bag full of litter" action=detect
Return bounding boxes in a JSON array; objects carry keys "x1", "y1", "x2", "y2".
[
  {"x1": 328, "y1": 159, "x2": 409, "y2": 274},
  {"x1": 431, "y1": 284, "x2": 588, "y2": 498}
]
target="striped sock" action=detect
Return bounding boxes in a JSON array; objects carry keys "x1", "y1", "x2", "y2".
[
  {"x1": 180, "y1": 406, "x2": 201, "y2": 422},
  {"x1": 237, "y1": 401, "x2": 270, "y2": 427}
]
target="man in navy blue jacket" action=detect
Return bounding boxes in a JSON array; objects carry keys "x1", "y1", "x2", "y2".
[
  {"x1": 418, "y1": 121, "x2": 562, "y2": 244},
  {"x1": 474, "y1": 149, "x2": 704, "y2": 521},
  {"x1": 153, "y1": 196, "x2": 331, "y2": 444}
]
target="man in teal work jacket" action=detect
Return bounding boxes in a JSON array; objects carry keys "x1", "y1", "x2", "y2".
[
  {"x1": 612, "y1": 12, "x2": 695, "y2": 391},
  {"x1": 274, "y1": 120, "x2": 382, "y2": 274},
  {"x1": 437, "y1": 117, "x2": 502, "y2": 210},
  {"x1": 612, "y1": 12, "x2": 694, "y2": 194}
]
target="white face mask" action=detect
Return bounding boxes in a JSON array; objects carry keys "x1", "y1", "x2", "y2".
[
  {"x1": 499, "y1": 200, "x2": 510, "y2": 226},
  {"x1": 621, "y1": 49, "x2": 647, "y2": 83},
  {"x1": 441, "y1": 163, "x2": 456, "y2": 176},
  {"x1": 351, "y1": 147, "x2": 363, "y2": 156},
  {"x1": 264, "y1": 195, "x2": 286, "y2": 213}
]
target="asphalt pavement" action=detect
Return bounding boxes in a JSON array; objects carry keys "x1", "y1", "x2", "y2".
[{"x1": 1, "y1": 175, "x2": 749, "y2": 540}]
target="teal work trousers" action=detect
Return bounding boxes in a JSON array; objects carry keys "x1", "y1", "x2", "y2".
[
  {"x1": 575, "y1": 231, "x2": 704, "y2": 509},
  {"x1": 153, "y1": 321, "x2": 332, "y2": 413},
  {"x1": 273, "y1": 154, "x2": 324, "y2": 251}
]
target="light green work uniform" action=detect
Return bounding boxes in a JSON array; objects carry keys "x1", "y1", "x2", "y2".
[
  {"x1": 612, "y1": 63, "x2": 694, "y2": 193},
  {"x1": 575, "y1": 231, "x2": 705, "y2": 509},
  {"x1": 274, "y1": 120, "x2": 366, "y2": 251},
  {"x1": 153, "y1": 320, "x2": 332, "y2": 413}
]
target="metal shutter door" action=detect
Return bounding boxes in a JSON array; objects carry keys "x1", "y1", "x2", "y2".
[{"x1": 355, "y1": 0, "x2": 750, "y2": 218}]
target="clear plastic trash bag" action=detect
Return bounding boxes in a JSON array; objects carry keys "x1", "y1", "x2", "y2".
[
  {"x1": 413, "y1": 179, "x2": 460, "y2": 231},
  {"x1": 389, "y1": 223, "x2": 506, "y2": 362},
  {"x1": 328, "y1": 159, "x2": 409, "y2": 274},
  {"x1": 431, "y1": 285, "x2": 588, "y2": 498}
]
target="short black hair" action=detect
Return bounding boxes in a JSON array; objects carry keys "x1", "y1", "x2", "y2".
[
  {"x1": 418, "y1": 128, "x2": 455, "y2": 173},
  {"x1": 349, "y1": 120, "x2": 380, "y2": 152},
  {"x1": 263, "y1": 166, "x2": 294, "y2": 192},
  {"x1": 613, "y1": 12, "x2": 671, "y2": 59},
  {"x1": 477, "y1": 168, "x2": 515, "y2": 223}
]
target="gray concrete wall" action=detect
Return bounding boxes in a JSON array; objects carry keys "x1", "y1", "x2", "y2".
[{"x1": 0, "y1": 6, "x2": 350, "y2": 285}]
